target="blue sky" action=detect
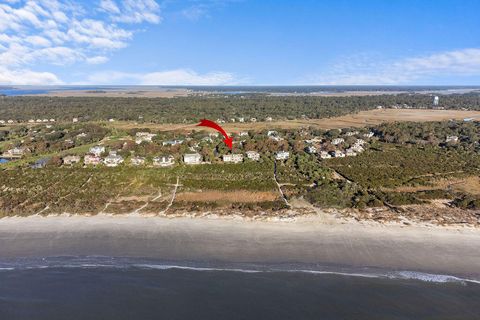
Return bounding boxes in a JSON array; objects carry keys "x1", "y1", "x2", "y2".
[{"x1": 0, "y1": 0, "x2": 479, "y2": 85}]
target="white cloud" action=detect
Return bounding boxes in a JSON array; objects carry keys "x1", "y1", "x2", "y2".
[
  {"x1": 0, "y1": 0, "x2": 161, "y2": 84},
  {"x1": 79, "y1": 69, "x2": 239, "y2": 85},
  {"x1": 308, "y1": 48, "x2": 480, "y2": 85},
  {"x1": 86, "y1": 55, "x2": 109, "y2": 64},
  {"x1": 0, "y1": 66, "x2": 63, "y2": 85}
]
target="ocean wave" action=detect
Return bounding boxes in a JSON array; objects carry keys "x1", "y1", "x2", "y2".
[{"x1": 1, "y1": 256, "x2": 479, "y2": 285}]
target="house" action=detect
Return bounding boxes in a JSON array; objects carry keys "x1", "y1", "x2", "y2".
[
  {"x1": 265, "y1": 117, "x2": 273, "y2": 122},
  {"x1": 77, "y1": 133, "x2": 87, "y2": 138},
  {"x1": 238, "y1": 131, "x2": 249, "y2": 137},
  {"x1": 202, "y1": 136, "x2": 213, "y2": 143},
  {"x1": 306, "y1": 146, "x2": 317, "y2": 154},
  {"x1": 84, "y1": 154, "x2": 101, "y2": 166},
  {"x1": 216, "y1": 119, "x2": 225, "y2": 124},
  {"x1": 331, "y1": 150, "x2": 345, "y2": 158},
  {"x1": 108, "y1": 118, "x2": 115, "y2": 122},
  {"x1": 89, "y1": 146, "x2": 105, "y2": 156},
  {"x1": 49, "y1": 119, "x2": 55, "y2": 122},
  {"x1": 135, "y1": 132, "x2": 156, "y2": 144},
  {"x1": 345, "y1": 131, "x2": 359, "y2": 137},
  {"x1": 31, "y1": 158, "x2": 49, "y2": 169},
  {"x1": 246, "y1": 151, "x2": 260, "y2": 161},
  {"x1": 223, "y1": 154, "x2": 244, "y2": 163},
  {"x1": 153, "y1": 155, "x2": 175, "y2": 167},
  {"x1": 238, "y1": 117, "x2": 245, "y2": 122},
  {"x1": 250, "y1": 118, "x2": 257, "y2": 122},
  {"x1": 130, "y1": 156, "x2": 146, "y2": 166},
  {"x1": 7, "y1": 120, "x2": 14, "y2": 124},
  {"x1": 209, "y1": 132, "x2": 219, "y2": 138},
  {"x1": 0, "y1": 120, "x2": 5, "y2": 124},
  {"x1": 446, "y1": 135, "x2": 459, "y2": 143},
  {"x1": 320, "y1": 151, "x2": 331, "y2": 159},
  {"x1": 103, "y1": 151, "x2": 124, "y2": 167},
  {"x1": 275, "y1": 151, "x2": 290, "y2": 160},
  {"x1": 332, "y1": 138, "x2": 345, "y2": 145},
  {"x1": 73, "y1": 118, "x2": 79, "y2": 123},
  {"x1": 345, "y1": 148, "x2": 357, "y2": 156},
  {"x1": 162, "y1": 139, "x2": 184, "y2": 146},
  {"x1": 351, "y1": 145, "x2": 365, "y2": 153},
  {"x1": 28, "y1": 119, "x2": 35, "y2": 123},
  {"x1": 355, "y1": 139, "x2": 366, "y2": 146},
  {"x1": 363, "y1": 132, "x2": 374, "y2": 138},
  {"x1": 2, "y1": 147, "x2": 27, "y2": 158},
  {"x1": 63, "y1": 155, "x2": 81, "y2": 165},
  {"x1": 184, "y1": 153, "x2": 202, "y2": 165},
  {"x1": 267, "y1": 130, "x2": 278, "y2": 137}
]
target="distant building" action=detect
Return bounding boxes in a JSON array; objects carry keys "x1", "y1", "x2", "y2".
[
  {"x1": 306, "y1": 146, "x2": 317, "y2": 154},
  {"x1": 265, "y1": 116, "x2": 273, "y2": 122},
  {"x1": 183, "y1": 153, "x2": 202, "y2": 165},
  {"x1": 446, "y1": 135, "x2": 459, "y2": 143},
  {"x1": 130, "y1": 156, "x2": 146, "y2": 166},
  {"x1": 275, "y1": 151, "x2": 290, "y2": 160},
  {"x1": 331, "y1": 150, "x2": 345, "y2": 158},
  {"x1": 89, "y1": 146, "x2": 105, "y2": 156},
  {"x1": 238, "y1": 131, "x2": 249, "y2": 137},
  {"x1": 84, "y1": 154, "x2": 101, "y2": 166},
  {"x1": 223, "y1": 154, "x2": 244, "y2": 163},
  {"x1": 246, "y1": 151, "x2": 260, "y2": 161},
  {"x1": 73, "y1": 118, "x2": 79, "y2": 123},
  {"x1": 331, "y1": 138, "x2": 345, "y2": 145},
  {"x1": 250, "y1": 118, "x2": 257, "y2": 122},
  {"x1": 433, "y1": 96, "x2": 439, "y2": 106},
  {"x1": 31, "y1": 158, "x2": 49, "y2": 169},
  {"x1": 103, "y1": 151, "x2": 124, "y2": 167},
  {"x1": 363, "y1": 132, "x2": 374, "y2": 138},
  {"x1": 63, "y1": 155, "x2": 81, "y2": 165},
  {"x1": 320, "y1": 151, "x2": 331, "y2": 159},
  {"x1": 135, "y1": 132, "x2": 156, "y2": 144},
  {"x1": 345, "y1": 131, "x2": 359, "y2": 137},
  {"x1": 162, "y1": 139, "x2": 184, "y2": 146},
  {"x1": 2, "y1": 147, "x2": 27, "y2": 158},
  {"x1": 153, "y1": 155, "x2": 175, "y2": 167},
  {"x1": 345, "y1": 148, "x2": 357, "y2": 157}
]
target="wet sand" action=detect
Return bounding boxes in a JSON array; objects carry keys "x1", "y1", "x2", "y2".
[{"x1": 0, "y1": 215, "x2": 479, "y2": 279}]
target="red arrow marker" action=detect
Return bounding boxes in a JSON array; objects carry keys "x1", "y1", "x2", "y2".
[{"x1": 197, "y1": 119, "x2": 233, "y2": 149}]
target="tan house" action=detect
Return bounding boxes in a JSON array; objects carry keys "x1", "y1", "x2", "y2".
[
  {"x1": 246, "y1": 151, "x2": 260, "y2": 161},
  {"x1": 84, "y1": 154, "x2": 101, "y2": 166},
  {"x1": 63, "y1": 155, "x2": 81, "y2": 165}
]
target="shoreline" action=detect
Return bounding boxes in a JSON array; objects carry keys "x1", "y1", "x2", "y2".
[{"x1": 1, "y1": 214, "x2": 480, "y2": 280}]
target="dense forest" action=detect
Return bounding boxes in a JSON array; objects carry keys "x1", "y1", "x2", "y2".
[{"x1": 1, "y1": 93, "x2": 479, "y2": 123}]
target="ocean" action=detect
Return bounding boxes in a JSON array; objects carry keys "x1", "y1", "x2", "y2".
[{"x1": 0, "y1": 256, "x2": 479, "y2": 320}]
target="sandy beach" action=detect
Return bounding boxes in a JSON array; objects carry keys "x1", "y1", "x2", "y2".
[{"x1": 0, "y1": 215, "x2": 479, "y2": 279}]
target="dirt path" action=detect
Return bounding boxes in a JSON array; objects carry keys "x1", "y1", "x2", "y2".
[
  {"x1": 160, "y1": 177, "x2": 180, "y2": 215},
  {"x1": 273, "y1": 161, "x2": 290, "y2": 207},
  {"x1": 131, "y1": 190, "x2": 163, "y2": 215}
]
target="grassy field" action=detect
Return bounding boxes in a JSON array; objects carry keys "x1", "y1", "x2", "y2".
[{"x1": 106, "y1": 109, "x2": 480, "y2": 133}]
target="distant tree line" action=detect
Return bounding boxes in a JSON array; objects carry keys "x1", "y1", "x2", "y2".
[{"x1": 1, "y1": 93, "x2": 479, "y2": 123}]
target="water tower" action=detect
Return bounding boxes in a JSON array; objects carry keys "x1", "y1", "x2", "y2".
[{"x1": 433, "y1": 96, "x2": 439, "y2": 106}]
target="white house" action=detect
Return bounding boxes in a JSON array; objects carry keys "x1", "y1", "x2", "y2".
[
  {"x1": 275, "y1": 151, "x2": 290, "y2": 160},
  {"x1": 63, "y1": 155, "x2": 81, "y2": 165},
  {"x1": 7, "y1": 120, "x2": 14, "y2": 124},
  {"x1": 446, "y1": 135, "x2": 459, "y2": 143},
  {"x1": 223, "y1": 154, "x2": 244, "y2": 163},
  {"x1": 2, "y1": 147, "x2": 27, "y2": 158},
  {"x1": 345, "y1": 131, "x2": 359, "y2": 137},
  {"x1": 363, "y1": 132, "x2": 374, "y2": 138},
  {"x1": 345, "y1": 148, "x2": 357, "y2": 157},
  {"x1": 331, "y1": 150, "x2": 345, "y2": 158},
  {"x1": 355, "y1": 139, "x2": 366, "y2": 145},
  {"x1": 84, "y1": 154, "x2": 101, "y2": 165},
  {"x1": 246, "y1": 151, "x2": 260, "y2": 161},
  {"x1": 184, "y1": 153, "x2": 202, "y2": 165},
  {"x1": 130, "y1": 156, "x2": 146, "y2": 166},
  {"x1": 163, "y1": 139, "x2": 184, "y2": 146},
  {"x1": 135, "y1": 132, "x2": 156, "y2": 144},
  {"x1": 332, "y1": 138, "x2": 345, "y2": 145},
  {"x1": 238, "y1": 131, "x2": 249, "y2": 137},
  {"x1": 250, "y1": 118, "x2": 257, "y2": 122},
  {"x1": 103, "y1": 151, "x2": 124, "y2": 167},
  {"x1": 320, "y1": 151, "x2": 331, "y2": 159},
  {"x1": 153, "y1": 155, "x2": 175, "y2": 167},
  {"x1": 265, "y1": 116, "x2": 273, "y2": 122},
  {"x1": 306, "y1": 146, "x2": 317, "y2": 154},
  {"x1": 0, "y1": 120, "x2": 5, "y2": 124},
  {"x1": 89, "y1": 146, "x2": 105, "y2": 156},
  {"x1": 73, "y1": 118, "x2": 79, "y2": 123}
]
